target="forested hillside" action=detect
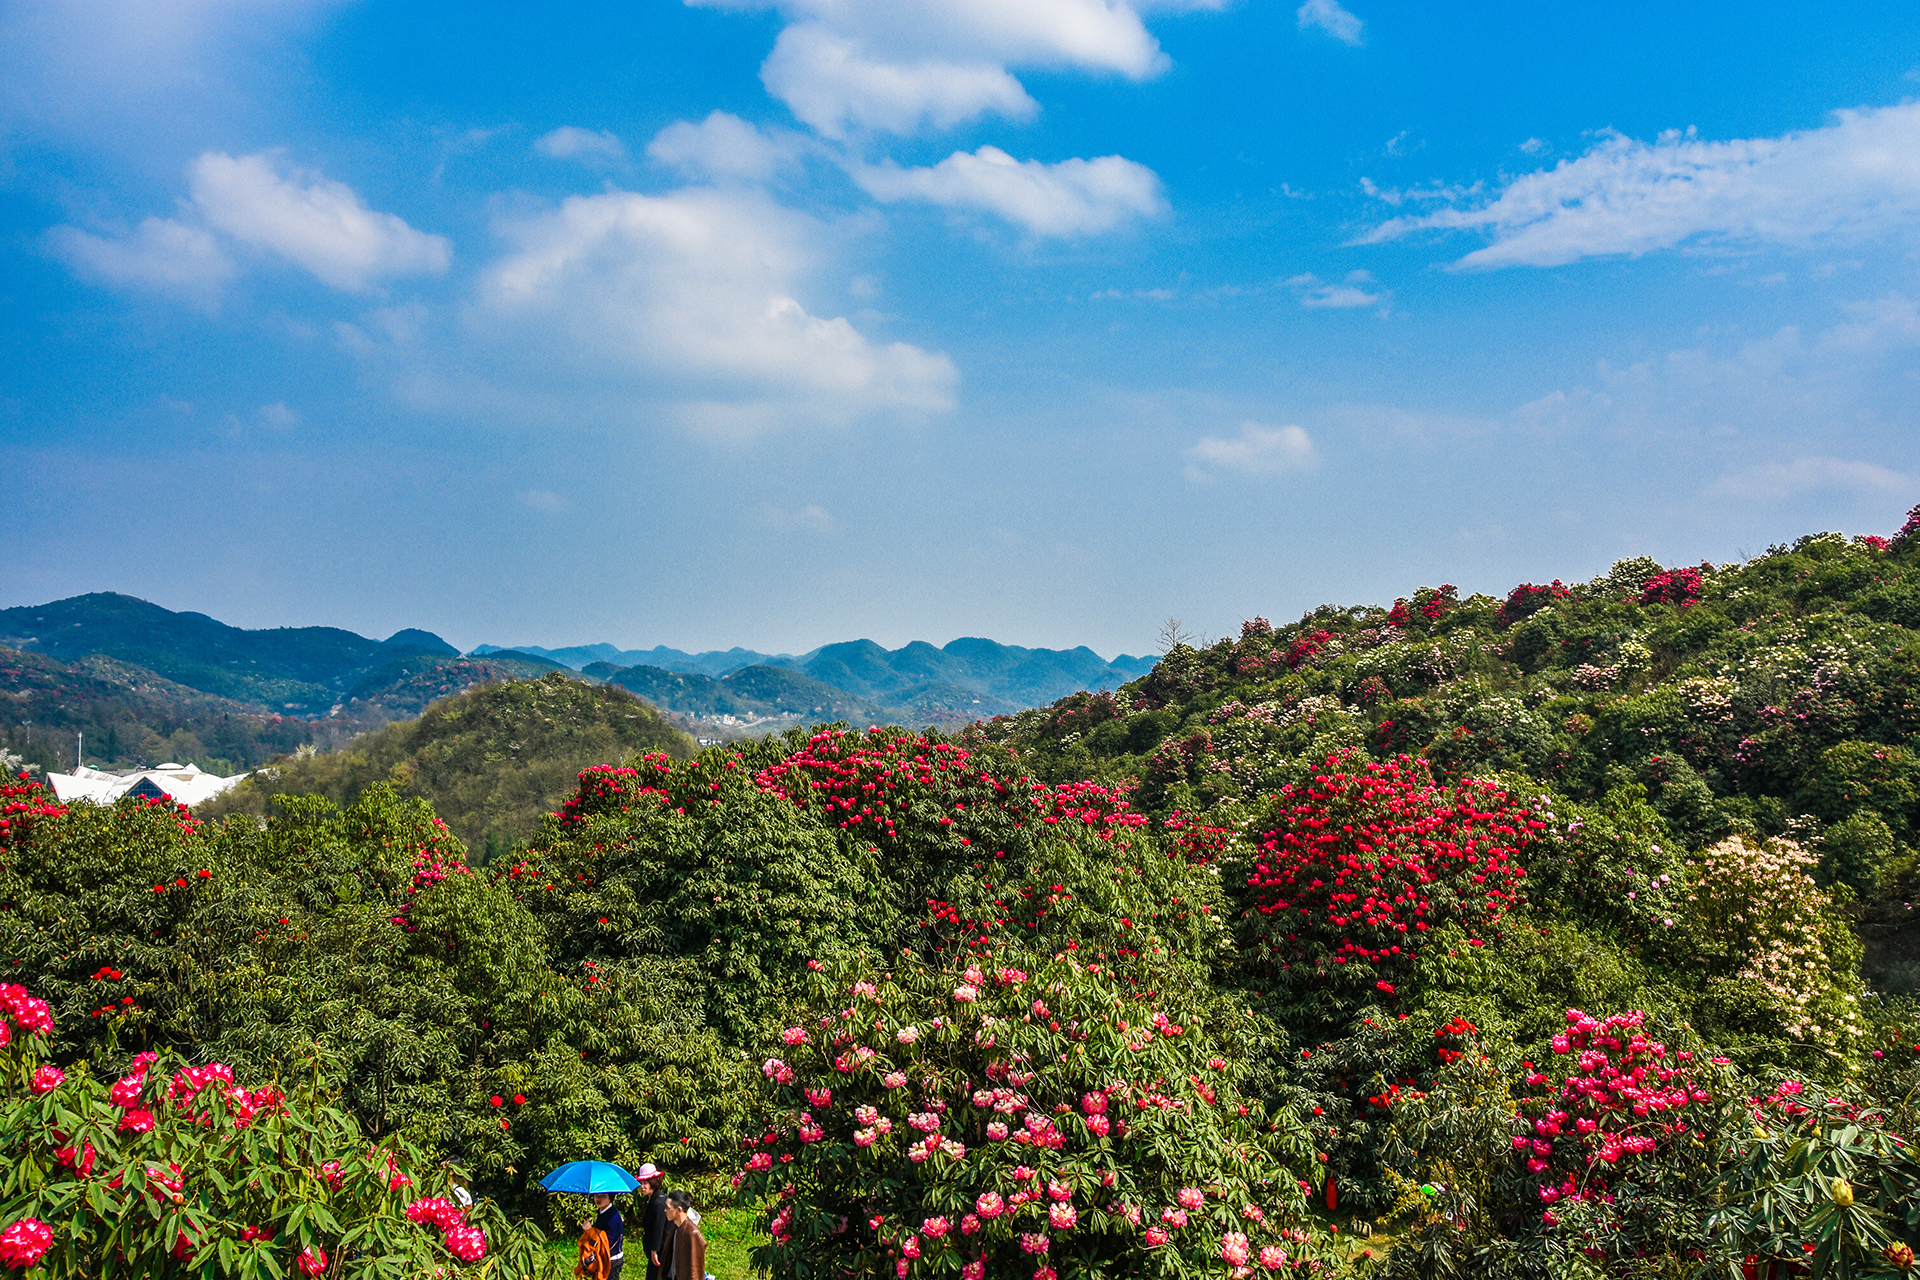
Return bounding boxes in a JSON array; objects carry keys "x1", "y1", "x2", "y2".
[
  {"x1": 7, "y1": 508, "x2": 1920, "y2": 1280},
  {"x1": 203, "y1": 673, "x2": 696, "y2": 854}
]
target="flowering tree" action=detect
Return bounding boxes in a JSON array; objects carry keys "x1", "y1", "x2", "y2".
[
  {"x1": 1240, "y1": 753, "x2": 1543, "y2": 1002},
  {"x1": 0, "y1": 982, "x2": 560, "y2": 1279},
  {"x1": 737, "y1": 951, "x2": 1336, "y2": 1279}
]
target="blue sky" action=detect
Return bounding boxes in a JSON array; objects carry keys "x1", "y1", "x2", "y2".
[{"x1": 5, "y1": 0, "x2": 1919, "y2": 657}]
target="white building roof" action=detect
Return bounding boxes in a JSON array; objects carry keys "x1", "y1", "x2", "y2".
[{"x1": 47, "y1": 762, "x2": 250, "y2": 808}]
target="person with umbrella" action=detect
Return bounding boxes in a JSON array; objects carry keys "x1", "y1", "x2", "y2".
[{"x1": 538, "y1": 1162, "x2": 641, "y2": 1280}]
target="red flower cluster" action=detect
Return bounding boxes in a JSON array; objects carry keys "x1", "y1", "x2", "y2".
[
  {"x1": 1638, "y1": 566, "x2": 1706, "y2": 608},
  {"x1": 405, "y1": 1196, "x2": 487, "y2": 1262},
  {"x1": 553, "y1": 759, "x2": 676, "y2": 829},
  {"x1": 0, "y1": 775, "x2": 66, "y2": 849},
  {"x1": 1242, "y1": 753, "x2": 1539, "y2": 981},
  {"x1": 1495, "y1": 581, "x2": 1570, "y2": 628},
  {"x1": 1433, "y1": 1017, "x2": 1477, "y2": 1066},
  {"x1": 1285, "y1": 631, "x2": 1336, "y2": 669}
]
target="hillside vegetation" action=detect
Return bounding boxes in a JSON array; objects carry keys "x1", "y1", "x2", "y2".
[
  {"x1": 8, "y1": 508, "x2": 1920, "y2": 1280},
  {"x1": 203, "y1": 673, "x2": 696, "y2": 854}
]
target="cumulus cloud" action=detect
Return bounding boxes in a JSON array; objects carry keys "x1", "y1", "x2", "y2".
[
  {"x1": 46, "y1": 216, "x2": 234, "y2": 304},
  {"x1": 534, "y1": 126, "x2": 628, "y2": 164},
  {"x1": 693, "y1": 0, "x2": 1222, "y2": 137},
  {"x1": 1297, "y1": 0, "x2": 1363, "y2": 45},
  {"x1": 189, "y1": 151, "x2": 451, "y2": 289},
  {"x1": 1357, "y1": 102, "x2": 1920, "y2": 269},
  {"x1": 467, "y1": 186, "x2": 957, "y2": 432},
  {"x1": 1706, "y1": 457, "x2": 1911, "y2": 501},
  {"x1": 853, "y1": 146, "x2": 1165, "y2": 235},
  {"x1": 647, "y1": 111, "x2": 808, "y2": 182},
  {"x1": 1186, "y1": 422, "x2": 1317, "y2": 476}
]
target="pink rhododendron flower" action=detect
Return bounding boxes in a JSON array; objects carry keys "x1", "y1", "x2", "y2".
[
  {"x1": 782, "y1": 1027, "x2": 808, "y2": 1045},
  {"x1": 1240, "y1": 1205, "x2": 1264, "y2": 1222},
  {"x1": 882, "y1": 1072, "x2": 908, "y2": 1089},
  {"x1": 897, "y1": 1026, "x2": 920, "y2": 1043},
  {"x1": 963, "y1": 1260, "x2": 985, "y2": 1280},
  {"x1": 1145, "y1": 1226, "x2": 1169, "y2": 1247},
  {"x1": 987, "y1": 1121, "x2": 1009, "y2": 1140},
  {"x1": 1161, "y1": 1208, "x2": 1188, "y2": 1228},
  {"x1": 118, "y1": 1108, "x2": 156, "y2": 1134},
  {"x1": 854, "y1": 1127, "x2": 878, "y2": 1146},
  {"x1": 1080, "y1": 1092, "x2": 1107, "y2": 1116},
  {"x1": 953, "y1": 984, "x2": 978, "y2": 1002},
  {"x1": 1259, "y1": 1245, "x2": 1287, "y2": 1270},
  {"x1": 961, "y1": 1215, "x2": 981, "y2": 1236},
  {"x1": 1019, "y1": 1233, "x2": 1050, "y2": 1255},
  {"x1": 1176, "y1": 1187, "x2": 1205, "y2": 1210},
  {"x1": 1048, "y1": 1203, "x2": 1077, "y2": 1230},
  {"x1": 805, "y1": 1086, "x2": 832, "y2": 1108},
  {"x1": 0, "y1": 1219, "x2": 53, "y2": 1268},
  {"x1": 444, "y1": 1226, "x2": 487, "y2": 1262},
  {"x1": 903, "y1": 1235, "x2": 922, "y2": 1259},
  {"x1": 30, "y1": 1065, "x2": 63, "y2": 1094},
  {"x1": 1221, "y1": 1232, "x2": 1251, "y2": 1266},
  {"x1": 923, "y1": 1216, "x2": 950, "y2": 1239},
  {"x1": 976, "y1": 1191, "x2": 1005, "y2": 1219},
  {"x1": 297, "y1": 1246, "x2": 328, "y2": 1277}
]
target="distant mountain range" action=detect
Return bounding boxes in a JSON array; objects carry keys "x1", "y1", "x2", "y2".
[
  {"x1": 472, "y1": 637, "x2": 1153, "y2": 712},
  {"x1": 0, "y1": 593, "x2": 1155, "y2": 771}
]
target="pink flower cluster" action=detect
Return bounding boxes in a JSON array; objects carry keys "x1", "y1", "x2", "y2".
[
  {"x1": 0, "y1": 1218, "x2": 52, "y2": 1269},
  {"x1": 0, "y1": 983, "x2": 54, "y2": 1044},
  {"x1": 1520, "y1": 1009, "x2": 1715, "y2": 1199},
  {"x1": 406, "y1": 1196, "x2": 487, "y2": 1262}
]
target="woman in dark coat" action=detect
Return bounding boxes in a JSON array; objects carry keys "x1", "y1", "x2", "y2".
[{"x1": 636, "y1": 1166, "x2": 669, "y2": 1280}]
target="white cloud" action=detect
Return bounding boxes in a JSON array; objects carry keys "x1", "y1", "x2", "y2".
[
  {"x1": 1186, "y1": 422, "x2": 1317, "y2": 476},
  {"x1": 1297, "y1": 0, "x2": 1363, "y2": 45},
  {"x1": 1358, "y1": 102, "x2": 1920, "y2": 269},
  {"x1": 1519, "y1": 136, "x2": 1547, "y2": 155},
  {"x1": 517, "y1": 489, "x2": 569, "y2": 512},
  {"x1": 1285, "y1": 271, "x2": 1385, "y2": 309},
  {"x1": 189, "y1": 151, "x2": 451, "y2": 290},
  {"x1": 534, "y1": 126, "x2": 628, "y2": 164},
  {"x1": 756, "y1": 502, "x2": 835, "y2": 531},
  {"x1": 1706, "y1": 457, "x2": 1910, "y2": 501},
  {"x1": 852, "y1": 146, "x2": 1165, "y2": 235},
  {"x1": 257, "y1": 401, "x2": 300, "y2": 430},
  {"x1": 468, "y1": 186, "x2": 957, "y2": 432},
  {"x1": 647, "y1": 111, "x2": 807, "y2": 182},
  {"x1": 45, "y1": 216, "x2": 234, "y2": 304},
  {"x1": 692, "y1": 0, "x2": 1223, "y2": 137}
]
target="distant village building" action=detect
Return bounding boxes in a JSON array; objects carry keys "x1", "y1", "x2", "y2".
[{"x1": 47, "y1": 763, "x2": 250, "y2": 807}]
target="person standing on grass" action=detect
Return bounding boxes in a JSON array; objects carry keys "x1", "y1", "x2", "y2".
[
  {"x1": 636, "y1": 1165, "x2": 669, "y2": 1280},
  {"x1": 665, "y1": 1190, "x2": 706, "y2": 1280},
  {"x1": 583, "y1": 1191, "x2": 624, "y2": 1280}
]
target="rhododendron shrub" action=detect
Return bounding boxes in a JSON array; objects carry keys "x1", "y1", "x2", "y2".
[
  {"x1": 0, "y1": 983, "x2": 560, "y2": 1279},
  {"x1": 0, "y1": 776, "x2": 749, "y2": 1214},
  {"x1": 1240, "y1": 753, "x2": 1543, "y2": 1001},
  {"x1": 738, "y1": 952, "x2": 1333, "y2": 1279},
  {"x1": 1685, "y1": 835, "x2": 1864, "y2": 1047}
]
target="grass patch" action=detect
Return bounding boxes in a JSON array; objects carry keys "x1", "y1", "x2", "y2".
[{"x1": 543, "y1": 1205, "x2": 759, "y2": 1279}]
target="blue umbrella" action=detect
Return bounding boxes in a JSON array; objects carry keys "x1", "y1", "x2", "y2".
[{"x1": 540, "y1": 1161, "x2": 642, "y2": 1195}]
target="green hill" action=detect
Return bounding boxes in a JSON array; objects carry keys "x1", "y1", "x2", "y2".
[
  {"x1": 203, "y1": 672, "x2": 696, "y2": 855},
  {"x1": 0, "y1": 592, "x2": 456, "y2": 713}
]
